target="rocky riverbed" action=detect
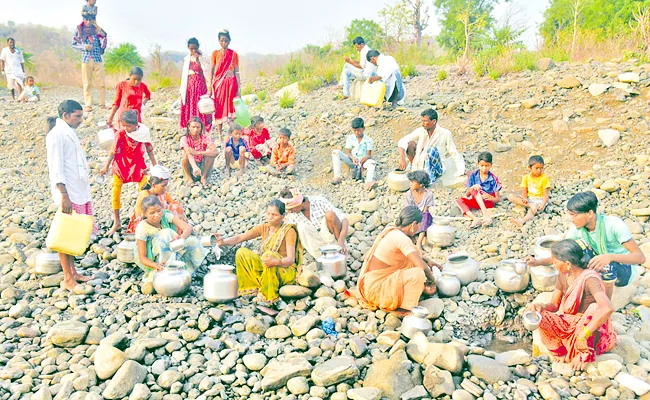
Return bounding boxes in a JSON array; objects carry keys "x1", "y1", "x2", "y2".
[{"x1": 1, "y1": 57, "x2": 650, "y2": 399}]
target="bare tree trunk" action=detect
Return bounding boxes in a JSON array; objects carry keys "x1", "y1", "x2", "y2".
[
  {"x1": 571, "y1": 0, "x2": 582, "y2": 60},
  {"x1": 407, "y1": 0, "x2": 429, "y2": 46}
]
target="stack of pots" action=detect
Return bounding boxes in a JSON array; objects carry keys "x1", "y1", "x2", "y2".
[{"x1": 530, "y1": 235, "x2": 561, "y2": 291}]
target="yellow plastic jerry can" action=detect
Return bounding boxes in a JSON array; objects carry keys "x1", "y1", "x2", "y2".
[
  {"x1": 360, "y1": 81, "x2": 386, "y2": 107},
  {"x1": 46, "y1": 211, "x2": 94, "y2": 256}
]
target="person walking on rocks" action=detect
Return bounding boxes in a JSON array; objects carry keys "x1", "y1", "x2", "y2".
[
  {"x1": 366, "y1": 49, "x2": 406, "y2": 106},
  {"x1": 100, "y1": 110, "x2": 157, "y2": 235},
  {"x1": 526, "y1": 239, "x2": 616, "y2": 371},
  {"x1": 215, "y1": 199, "x2": 303, "y2": 306},
  {"x1": 72, "y1": 14, "x2": 106, "y2": 111},
  {"x1": 526, "y1": 191, "x2": 646, "y2": 298},
  {"x1": 181, "y1": 117, "x2": 217, "y2": 186},
  {"x1": 397, "y1": 108, "x2": 465, "y2": 186},
  {"x1": 46, "y1": 100, "x2": 97, "y2": 290},
  {"x1": 331, "y1": 117, "x2": 376, "y2": 191},
  {"x1": 0, "y1": 38, "x2": 26, "y2": 101},
  {"x1": 208, "y1": 29, "x2": 241, "y2": 142},
  {"x1": 280, "y1": 188, "x2": 349, "y2": 258},
  {"x1": 180, "y1": 37, "x2": 212, "y2": 132},
  {"x1": 107, "y1": 66, "x2": 151, "y2": 129},
  {"x1": 338, "y1": 36, "x2": 376, "y2": 99},
  {"x1": 347, "y1": 206, "x2": 439, "y2": 312}
]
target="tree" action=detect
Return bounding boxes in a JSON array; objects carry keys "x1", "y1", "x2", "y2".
[
  {"x1": 406, "y1": 0, "x2": 430, "y2": 45},
  {"x1": 345, "y1": 19, "x2": 384, "y2": 48},
  {"x1": 104, "y1": 43, "x2": 143, "y2": 75},
  {"x1": 570, "y1": 0, "x2": 585, "y2": 58},
  {"x1": 378, "y1": 1, "x2": 413, "y2": 43},
  {"x1": 434, "y1": 0, "x2": 499, "y2": 53}
]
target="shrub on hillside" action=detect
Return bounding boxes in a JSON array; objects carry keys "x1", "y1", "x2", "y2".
[
  {"x1": 437, "y1": 69, "x2": 448, "y2": 80},
  {"x1": 401, "y1": 63, "x2": 418, "y2": 77},
  {"x1": 279, "y1": 92, "x2": 295, "y2": 108}
]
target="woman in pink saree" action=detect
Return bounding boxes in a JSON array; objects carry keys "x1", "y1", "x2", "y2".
[
  {"x1": 208, "y1": 29, "x2": 241, "y2": 142},
  {"x1": 527, "y1": 239, "x2": 616, "y2": 371},
  {"x1": 179, "y1": 37, "x2": 212, "y2": 132}
]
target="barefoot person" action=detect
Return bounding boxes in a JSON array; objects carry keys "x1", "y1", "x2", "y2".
[
  {"x1": 107, "y1": 66, "x2": 151, "y2": 129},
  {"x1": 180, "y1": 37, "x2": 212, "y2": 131},
  {"x1": 181, "y1": 117, "x2": 217, "y2": 186},
  {"x1": 397, "y1": 108, "x2": 465, "y2": 186},
  {"x1": 0, "y1": 38, "x2": 26, "y2": 101},
  {"x1": 280, "y1": 188, "x2": 349, "y2": 258},
  {"x1": 526, "y1": 239, "x2": 616, "y2": 371},
  {"x1": 215, "y1": 199, "x2": 303, "y2": 306},
  {"x1": 508, "y1": 155, "x2": 550, "y2": 227},
  {"x1": 331, "y1": 117, "x2": 376, "y2": 191},
  {"x1": 347, "y1": 206, "x2": 439, "y2": 312},
  {"x1": 208, "y1": 29, "x2": 241, "y2": 141},
  {"x1": 46, "y1": 100, "x2": 97, "y2": 290},
  {"x1": 100, "y1": 110, "x2": 157, "y2": 235}
]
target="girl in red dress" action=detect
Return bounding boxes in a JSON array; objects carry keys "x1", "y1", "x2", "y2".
[
  {"x1": 208, "y1": 29, "x2": 241, "y2": 142},
  {"x1": 107, "y1": 66, "x2": 151, "y2": 129},
  {"x1": 243, "y1": 116, "x2": 272, "y2": 165},
  {"x1": 100, "y1": 110, "x2": 157, "y2": 235},
  {"x1": 180, "y1": 38, "x2": 212, "y2": 132}
]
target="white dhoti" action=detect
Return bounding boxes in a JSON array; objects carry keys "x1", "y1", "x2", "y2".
[
  {"x1": 297, "y1": 219, "x2": 336, "y2": 259},
  {"x1": 6, "y1": 72, "x2": 25, "y2": 90}
]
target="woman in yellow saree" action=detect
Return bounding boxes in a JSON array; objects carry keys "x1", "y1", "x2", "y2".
[{"x1": 216, "y1": 199, "x2": 303, "y2": 305}]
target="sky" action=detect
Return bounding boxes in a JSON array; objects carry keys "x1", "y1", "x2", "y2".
[{"x1": 2, "y1": 0, "x2": 550, "y2": 55}]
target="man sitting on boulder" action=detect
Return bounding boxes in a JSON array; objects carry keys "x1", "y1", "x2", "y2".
[
  {"x1": 526, "y1": 191, "x2": 646, "y2": 298},
  {"x1": 280, "y1": 188, "x2": 349, "y2": 259},
  {"x1": 397, "y1": 108, "x2": 465, "y2": 186},
  {"x1": 338, "y1": 36, "x2": 376, "y2": 99},
  {"x1": 366, "y1": 49, "x2": 406, "y2": 106}
]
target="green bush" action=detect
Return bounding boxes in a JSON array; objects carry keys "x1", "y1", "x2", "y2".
[
  {"x1": 257, "y1": 89, "x2": 267, "y2": 102},
  {"x1": 488, "y1": 69, "x2": 501, "y2": 80},
  {"x1": 279, "y1": 92, "x2": 295, "y2": 109},
  {"x1": 401, "y1": 63, "x2": 418, "y2": 77},
  {"x1": 437, "y1": 69, "x2": 448, "y2": 80},
  {"x1": 298, "y1": 77, "x2": 325, "y2": 92},
  {"x1": 241, "y1": 83, "x2": 255, "y2": 96},
  {"x1": 512, "y1": 51, "x2": 538, "y2": 72}
]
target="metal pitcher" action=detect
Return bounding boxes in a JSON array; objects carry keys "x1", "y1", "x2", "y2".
[{"x1": 316, "y1": 244, "x2": 347, "y2": 279}]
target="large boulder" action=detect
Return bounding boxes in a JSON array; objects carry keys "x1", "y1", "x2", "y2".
[
  {"x1": 102, "y1": 360, "x2": 147, "y2": 399},
  {"x1": 363, "y1": 357, "x2": 415, "y2": 400},
  {"x1": 423, "y1": 365, "x2": 454, "y2": 397},
  {"x1": 611, "y1": 335, "x2": 641, "y2": 364},
  {"x1": 274, "y1": 82, "x2": 300, "y2": 100},
  {"x1": 422, "y1": 343, "x2": 465, "y2": 374},
  {"x1": 48, "y1": 321, "x2": 89, "y2": 347},
  {"x1": 467, "y1": 355, "x2": 512, "y2": 384},
  {"x1": 598, "y1": 129, "x2": 621, "y2": 147},
  {"x1": 260, "y1": 356, "x2": 312, "y2": 390},
  {"x1": 94, "y1": 345, "x2": 126, "y2": 380},
  {"x1": 311, "y1": 356, "x2": 359, "y2": 387},
  {"x1": 557, "y1": 76, "x2": 581, "y2": 89}
]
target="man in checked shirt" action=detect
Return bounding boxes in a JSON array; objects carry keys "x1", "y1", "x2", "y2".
[{"x1": 72, "y1": 14, "x2": 107, "y2": 111}]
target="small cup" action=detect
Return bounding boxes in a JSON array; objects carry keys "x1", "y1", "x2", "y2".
[
  {"x1": 201, "y1": 234, "x2": 217, "y2": 247},
  {"x1": 522, "y1": 310, "x2": 542, "y2": 331},
  {"x1": 514, "y1": 260, "x2": 528, "y2": 275},
  {"x1": 95, "y1": 175, "x2": 106, "y2": 185},
  {"x1": 170, "y1": 238, "x2": 187, "y2": 253}
]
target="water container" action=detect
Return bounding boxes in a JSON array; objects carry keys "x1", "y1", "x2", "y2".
[
  {"x1": 46, "y1": 211, "x2": 93, "y2": 256},
  {"x1": 360, "y1": 81, "x2": 386, "y2": 107},
  {"x1": 233, "y1": 97, "x2": 251, "y2": 128}
]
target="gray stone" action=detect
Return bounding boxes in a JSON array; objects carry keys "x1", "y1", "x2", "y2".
[
  {"x1": 423, "y1": 343, "x2": 465, "y2": 374},
  {"x1": 94, "y1": 345, "x2": 126, "y2": 380},
  {"x1": 348, "y1": 387, "x2": 383, "y2": 400},
  {"x1": 279, "y1": 284, "x2": 313, "y2": 298},
  {"x1": 49, "y1": 320, "x2": 89, "y2": 347},
  {"x1": 467, "y1": 355, "x2": 512, "y2": 384},
  {"x1": 495, "y1": 349, "x2": 531, "y2": 366},
  {"x1": 611, "y1": 335, "x2": 641, "y2": 364},
  {"x1": 287, "y1": 376, "x2": 309, "y2": 395},
  {"x1": 598, "y1": 129, "x2": 621, "y2": 147},
  {"x1": 261, "y1": 357, "x2": 313, "y2": 390},
  {"x1": 290, "y1": 315, "x2": 318, "y2": 336},
  {"x1": 363, "y1": 357, "x2": 415, "y2": 400},
  {"x1": 103, "y1": 360, "x2": 147, "y2": 399},
  {"x1": 157, "y1": 370, "x2": 183, "y2": 389},
  {"x1": 311, "y1": 356, "x2": 359, "y2": 387},
  {"x1": 243, "y1": 353, "x2": 267, "y2": 371},
  {"x1": 423, "y1": 365, "x2": 454, "y2": 397},
  {"x1": 265, "y1": 325, "x2": 292, "y2": 339},
  {"x1": 589, "y1": 83, "x2": 610, "y2": 96},
  {"x1": 418, "y1": 298, "x2": 444, "y2": 319},
  {"x1": 128, "y1": 383, "x2": 151, "y2": 400}
]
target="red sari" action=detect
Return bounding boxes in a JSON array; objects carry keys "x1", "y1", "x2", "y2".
[
  {"x1": 539, "y1": 269, "x2": 616, "y2": 363},
  {"x1": 113, "y1": 81, "x2": 151, "y2": 129},
  {"x1": 112, "y1": 129, "x2": 151, "y2": 183},
  {"x1": 180, "y1": 60, "x2": 212, "y2": 131},
  {"x1": 211, "y1": 49, "x2": 239, "y2": 124},
  {"x1": 243, "y1": 127, "x2": 271, "y2": 159}
]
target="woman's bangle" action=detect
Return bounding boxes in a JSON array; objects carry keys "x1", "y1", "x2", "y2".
[{"x1": 583, "y1": 327, "x2": 592, "y2": 339}]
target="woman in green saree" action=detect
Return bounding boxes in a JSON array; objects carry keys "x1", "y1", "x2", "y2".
[{"x1": 215, "y1": 199, "x2": 303, "y2": 305}]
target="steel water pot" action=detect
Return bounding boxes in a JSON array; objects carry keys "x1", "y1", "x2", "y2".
[
  {"x1": 153, "y1": 261, "x2": 191, "y2": 297},
  {"x1": 533, "y1": 235, "x2": 563, "y2": 263},
  {"x1": 495, "y1": 259, "x2": 530, "y2": 293},
  {"x1": 34, "y1": 248, "x2": 62, "y2": 275},
  {"x1": 426, "y1": 218, "x2": 455, "y2": 248},
  {"x1": 443, "y1": 252, "x2": 479, "y2": 286},
  {"x1": 317, "y1": 245, "x2": 347, "y2": 279},
  {"x1": 116, "y1": 235, "x2": 137, "y2": 264},
  {"x1": 97, "y1": 128, "x2": 115, "y2": 151},
  {"x1": 204, "y1": 265, "x2": 238, "y2": 303},
  {"x1": 437, "y1": 271, "x2": 461, "y2": 297},
  {"x1": 386, "y1": 169, "x2": 410, "y2": 192},
  {"x1": 400, "y1": 306, "x2": 433, "y2": 339},
  {"x1": 198, "y1": 95, "x2": 216, "y2": 115},
  {"x1": 529, "y1": 264, "x2": 559, "y2": 292}
]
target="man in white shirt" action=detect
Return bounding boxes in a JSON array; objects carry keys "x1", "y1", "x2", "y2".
[
  {"x1": 397, "y1": 108, "x2": 465, "y2": 186},
  {"x1": 366, "y1": 50, "x2": 406, "y2": 106},
  {"x1": 0, "y1": 38, "x2": 26, "y2": 100},
  {"x1": 338, "y1": 36, "x2": 376, "y2": 99},
  {"x1": 47, "y1": 100, "x2": 96, "y2": 291}
]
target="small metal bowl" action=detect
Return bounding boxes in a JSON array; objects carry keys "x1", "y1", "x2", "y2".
[
  {"x1": 95, "y1": 175, "x2": 107, "y2": 185},
  {"x1": 522, "y1": 310, "x2": 542, "y2": 331},
  {"x1": 200, "y1": 234, "x2": 217, "y2": 247},
  {"x1": 170, "y1": 238, "x2": 187, "y2": 253}
]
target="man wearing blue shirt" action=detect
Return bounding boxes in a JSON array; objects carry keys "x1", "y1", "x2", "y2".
[{"x1": 331, "y1": 117, "x2": 376, "y2": 191}]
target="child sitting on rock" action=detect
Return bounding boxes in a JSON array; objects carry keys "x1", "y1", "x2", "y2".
[
  {"x1": 100, "y1": 110, "x2": 157, "y2": 235},
  {"x1": 403, "y1": 170, "x2": 435, "y2": 249},
  {"x1": 508, "y1": 155, "x2": 551, "y2": 227},
  {"x1": 224, "y1": 124, "x2": 248, "y2": 177},
  {"x1": 456, "y1": 152, "x2": 502, "y2": 228},
  {"x1": 18, "y1": 76, "x2": 40, "y2": 102},
  {"x1": 267, "y1": 128, "x2": 296, "y2": 176}
]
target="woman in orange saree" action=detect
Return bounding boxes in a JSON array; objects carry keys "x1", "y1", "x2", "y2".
[
  {"x1": 346, "y1": 206, "x2": 438, "y2": 312},
  {"x1": 208, "y1": 29, "x2": 240, "y2": 142},
  {"x1": 527, "y1": 239, "x2": 616, "y2": 371}
]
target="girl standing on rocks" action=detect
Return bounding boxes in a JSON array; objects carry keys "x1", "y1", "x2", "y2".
[
  {"x1": 100, "y1": 110, "x2": 157, "y2": 235},
  {"x1": 215, "y1": 199, "x2": 303, "y2": 307},
  {"x1": 135, "y1": 195, "x2": 206, "y2": 285},
  {"x1": 107, "y1": 66, "x2": 151, "y2": 129},
  {"x1": 347, "y1": 206, "x2": 439, "y2": 313},
  {"x1": 180, "y1": 37, "x2": 212, "y2": 132},
  {"x1": 208, "y1": 29, "x2": 240, "y2": 142},
  {"x1": 126, "y1": 165, "x2": 186, "y2": 234},
  {"x1": 527, "y1": 239, "x2": 615, "y2": 371}
]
